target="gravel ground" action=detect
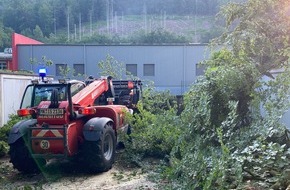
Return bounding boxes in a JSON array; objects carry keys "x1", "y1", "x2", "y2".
[{"x1": 0, "y1": 153, "x2": 158, "y2": 190}]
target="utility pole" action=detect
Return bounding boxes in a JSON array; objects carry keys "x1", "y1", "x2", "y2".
[
  {"x1": 149, "y1": 18, "x2": 152, "y2": 33},
  {"x1": 53, "y1": 0, "x2": 56, "y2": 36},
  {"x1": 74, "y1": 24, "x2": 77, "y2": 40},
  {"x1": 111, "y1": 0, "x2": 114, "y2": 33},
  {"x1": 53, "y1": 9, "x2": 56, "y2": 36},
  {"x1": 143, "y1": 2, "x2": 147, "y2": 33},
  {"x1": 115, "y1": 11, "x2": 118, "y2": 33},
  {"x1": 90, "y1": 10, "x2": 93, "y2": 36},
  {"x1": 54, "y1": 18, "x2": 56, "y2": 36},
  {"x1": 121, "y1": 12, "x2": 124, "y2": 35},
  {"x1": 79, "y1": 13, "x2": 82, "y2": 41},
  {"x1": 195, "y1": 0, "x2": 197, "y2": 43},
  {"x1": 67, "y1": 7, "x2": 70, "y2": 41},
  {"x1": 160, "y1": 10, "x2": 163, "y2": 29},
  {"x1": 106, "y1": 0, "x2": 110, "y2": 34},
  {"x1": 163, "y1": 11, "x2": 166, "y2": 29},
  {"x1": 106, "y1": 0, "x2": 114, "y2": 34}
]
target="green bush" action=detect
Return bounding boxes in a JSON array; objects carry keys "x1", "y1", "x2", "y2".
[
  {"x1": 120, "y1": 89, "x2": 181, "y2": 166},
  {"x1": 92, "y1": 46, "x2": 290, "y2": 189},
  {"x1": 0, "y1": 114, "x2": 23, "y2": 157},
  {"x1": 130, "y1": 29, "x2": 188, "y2": 44},
  {"x1": 0, "y1": 141, "x2": 8, "y2": 157},
  {"x1": 158, "y1": 50, "x2": 290, "y2": 189}
]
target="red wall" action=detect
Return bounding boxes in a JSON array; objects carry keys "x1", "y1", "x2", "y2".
[{"x1": 11, "y1": 33, "x2": 43, "y2": 70}]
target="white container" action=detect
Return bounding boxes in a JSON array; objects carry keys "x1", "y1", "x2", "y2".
[{"x1": 0, "y1": 73, "x2": 38, "y2": 127}]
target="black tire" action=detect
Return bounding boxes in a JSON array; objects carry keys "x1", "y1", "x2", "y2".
[
  {"x1": 9, "y1": 138, "x2": 46, "y2": 173},
  {"x1": 81, "y1": 123, "x2": 116, "y2": 172},
  {"x1": 117, "y1": 125, "x2": 132, "y2": 150}
]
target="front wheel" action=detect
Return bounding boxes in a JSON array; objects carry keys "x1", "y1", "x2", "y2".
[
  {"x1": 81, "y1": 123, "x2": 116, "y2": 172},
  {"x1": 9, "y1": 138, "x2": 46, "y2": 173}
]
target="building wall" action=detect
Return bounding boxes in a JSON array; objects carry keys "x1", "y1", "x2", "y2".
[
  {"x1": 0, "y1": 50, "x2": 12, "y2": 70},
  {"x1": 18, "y1": 44, "x2": 210, "y2": 95},
  {"x1": 12, "y1": 33, "x2": 43, "y2": 70},
  {"x1": 0, "y1": 59, "x2": 12, "y2": 70},
  {"x1": 13, "y1": 44, "x2": 290, "y2": 129}
]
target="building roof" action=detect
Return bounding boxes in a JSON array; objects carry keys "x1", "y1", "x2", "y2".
[{"x1": 17, "y1": 43, "x2": 208, "y2": 47}]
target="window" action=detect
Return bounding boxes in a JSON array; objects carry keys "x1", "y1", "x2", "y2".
[
  {"x1": 196, "y1": 64, "x2": 206, "y2": 76},
  {"x1": 73, "y1": 64, "x2": 85, "y2": 76},
  {"x1": 71, "y1": 82, "x2": 85, "y2": 96},
  {"x1": 20, "y1": 85, "x2": 33, "y2": 109},
  {"x1": 0, "y1": 62, "x2": 7, "y2": 70},
  {"x1": 143, "y1": 64, "x2": 155, "y2": 76},
  {"x1": 126, "y1": 64, "x2": 137, "y2": 76},
  {"x1": 56, "y1": 64, "x2": 67, "y2": 76}
]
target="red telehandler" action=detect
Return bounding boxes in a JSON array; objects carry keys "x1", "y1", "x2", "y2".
[{"x1": 7, "y1": 74, "x2": 142, "y2": 173}]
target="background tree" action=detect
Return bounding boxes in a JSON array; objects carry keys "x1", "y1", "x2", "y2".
[
  {"x1": 0, "y1": 0, "x2": 248, "y2": 49},
  {"x1": 0, "y1": 23, "x2": 13, "y2": 51},
  {"x1": 97, "y1": 54, "x2": 139, "y2": 80},
  {"x1": 33, "y1": 0, "x2": 54, "y2": 36},
  {"x1": 3, "y1": 0, "x2": 34, "y2": 33},
  {"x1": 130, "y1": 29, "x2": 188, "y2": 44},
  {"x1": 33, "y1": 25, "x2": 44, "y2": 41},
  {"x1": 160, "y1": 0, "x2": 290, "y2": 189},
  {"x1": 121, "y1": 0, "x2": 290, "y2": 189},
  {"x1": 216, "y1": 0, "x2": 290, "y2": 77}
]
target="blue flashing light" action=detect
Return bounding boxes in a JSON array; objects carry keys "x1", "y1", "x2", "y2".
[{"x1": 39, "y1": 68, "x2": 47, "y2": 78}]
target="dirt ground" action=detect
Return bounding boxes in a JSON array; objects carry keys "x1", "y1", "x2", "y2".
[{"x1": 0, "y1": 152, "x2": 158, "y2": 190}]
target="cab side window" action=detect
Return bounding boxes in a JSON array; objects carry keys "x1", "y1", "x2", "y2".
[
  {"x1": 20, "y1": 86, "x2": 34, "y2": 109},
  {"x1": 71, "y1": 82, "x2": 85, "y2": 96}
]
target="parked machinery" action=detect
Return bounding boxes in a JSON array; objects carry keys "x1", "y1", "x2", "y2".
[{"x1": 8, "y1": 72, "x2": 142, "y2": 173}]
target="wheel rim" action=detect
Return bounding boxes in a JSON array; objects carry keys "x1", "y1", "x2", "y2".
[{"x1": 104, "y1": 133, "x2": 113, "y2": 160}]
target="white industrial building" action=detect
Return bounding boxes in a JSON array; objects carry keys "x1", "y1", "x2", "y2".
[{"x1": 17, "y1": 44, "x2": 210, "y2": 95}]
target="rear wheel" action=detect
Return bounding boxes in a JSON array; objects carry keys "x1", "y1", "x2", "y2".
[
  {"x1": 81, "y1": 123, "x2": 116, "y2": 172},
  {"x1": 9, "y1": 138, "x2": 46, "y2": 173}
]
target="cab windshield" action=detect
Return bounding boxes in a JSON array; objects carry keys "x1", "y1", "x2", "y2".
[{"x1": 20, "y1": 84, "x2": 68, "y2": 109}]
